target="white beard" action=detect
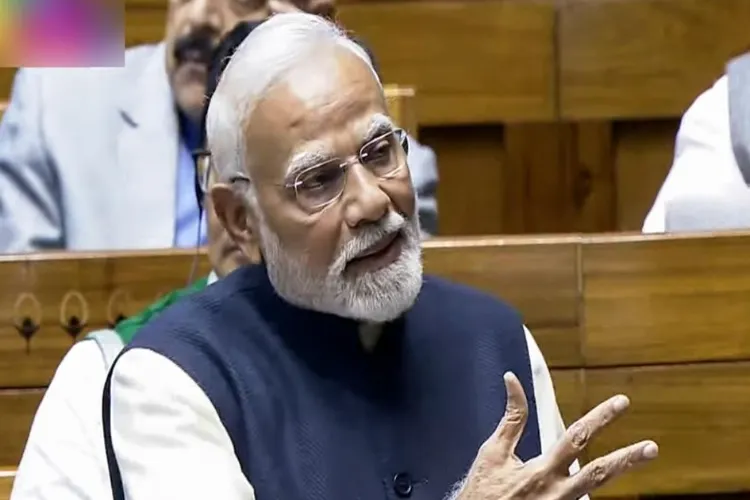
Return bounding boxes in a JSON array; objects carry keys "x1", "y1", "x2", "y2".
[{"x1": 258, "y1": 210, "x2": 423, "y2": 323}]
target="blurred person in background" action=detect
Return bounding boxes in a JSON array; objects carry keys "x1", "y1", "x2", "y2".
[
  {"x1": 644, "y1": 51, "x2": 750, "y2": 232},
  {"x1": 0, "y1": 0, "x2": 438, "y2": 253}
]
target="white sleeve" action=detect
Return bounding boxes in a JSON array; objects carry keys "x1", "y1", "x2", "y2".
[
  {"x1": 524, "y1": 326, "x2": 587, "y2": 498},
  {"x1": 524, "y1": 327, "x2": 569, "y2": 454},
  {"x1": 643, "y1": 76, "x2": 743, "y2": 233},
  {"x1": 108, "y1": 348, "x2": 256, "y2": 499},
  {"x1": 11, "y1": 342, "x2": 111, "y2": 500}
]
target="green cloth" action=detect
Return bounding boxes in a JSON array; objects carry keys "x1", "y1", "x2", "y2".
[{"x1": 114, "y1": 276, "x2": 210, "y2": 343}]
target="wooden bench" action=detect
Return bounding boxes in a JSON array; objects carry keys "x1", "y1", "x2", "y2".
[{"x1": 2, "y1": 232, "x2": 750, "y2": 497}]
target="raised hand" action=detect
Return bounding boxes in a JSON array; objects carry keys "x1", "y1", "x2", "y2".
[{"x1": 454, "y1": 372, "x2": 658, "y2": 500}]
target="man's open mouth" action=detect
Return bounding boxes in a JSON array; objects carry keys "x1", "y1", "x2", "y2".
[
  {"x1": 345, "y1": 231, "x2": 403, "y2": 274},
  {"x1": 179, "y1": 50, "x2": 210, "y2": 66}
]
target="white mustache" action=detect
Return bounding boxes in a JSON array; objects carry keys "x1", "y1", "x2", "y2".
[{"x1": 329, "y1": 211, "x2": 407, "y2": 276}]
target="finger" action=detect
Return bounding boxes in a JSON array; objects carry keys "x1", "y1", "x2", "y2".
[
  {"x1": 491, "y1": 372, "x2": 529, "y2": 457},
  {"x1": 546, "y1": 394, "x2": 630, "y2": 470},
  {"x1": 562, "y1": 440, "x2": 658, "y2": 499}
]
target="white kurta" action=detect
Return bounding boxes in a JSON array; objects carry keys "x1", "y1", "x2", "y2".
[
  {"x1": 643, "y1": 75, "x2": 748, "y2": 233},
  {"x1": 13, "y1": 326, "x2": 576, "y2": 500}
]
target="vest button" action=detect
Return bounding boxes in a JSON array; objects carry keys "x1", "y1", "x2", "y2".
[{"x1": 392, "y1": 472, "x2": 413, "y2": 498}]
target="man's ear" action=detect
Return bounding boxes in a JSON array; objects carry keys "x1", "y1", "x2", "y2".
[{"x1": 210, "y1": 183, "x2": 258, "y2": 248}]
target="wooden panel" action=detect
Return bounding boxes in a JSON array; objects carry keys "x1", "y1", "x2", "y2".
[
  {"x1": 564, "y1": 121, "x2": 617, "y2": 234},
  {"x1": 0, "y1": 71, "x2": 13, "y2": 108},
  {"x1": 614, "y1": 120, "x2": 680, "y2": 231},
  {"x1": 0, "y1": 470, "x2": 14, "y2": 499},
  {"x1": 383, "y1": 85, "x2": 417, "y2": 138},
  {"x1": 124, "y1": 1, "x2": 166, "y2": 47},
  {"x1": 583, "y1": 233, "x2": 750, "y2": 366},
  {"x1": 9, "y1": 232, "x2": 750, "y2": 381},
  {"x1": 588, "y1": 362, "x2": 750, "y2": 496},
  {"x1": 550, "y1": 368, "x2": 584, "y2": 425},
  {"x1": 422, "y1": 120, "x2": 620, "y2": 236},
  {"x1": 338, "y1": 0, "x2": 557, "y2": 125},
  {"x1": 503, "y1": 121, "x2": 615, "y2": 234},
  {"x1": 503, "y1": 124, "x2": 572, "y2": 234},
  {"x1": 559, "y1": 0, "x2": 750, "y2": 119},
  {"x1": 0, "y1": 390, "x2": 43, "y2": 466},
  {"x1": 0, "y1": 252, "x2": 210, "y2": 388},
  {"x1": 420, "y1": 125, "x2": 506, "y2": 236},
  {"x1": 423, "y1": 236, "x2": 582, "y2": 367}
]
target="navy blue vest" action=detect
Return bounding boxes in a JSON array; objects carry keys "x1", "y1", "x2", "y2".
[{"x1": 104, "y1": 264, "x2": 541, "y2": 500}]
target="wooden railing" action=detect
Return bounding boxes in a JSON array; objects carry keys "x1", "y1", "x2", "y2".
[{"x1": 2, "y1": 232, "x2": 750, "y2": 496}]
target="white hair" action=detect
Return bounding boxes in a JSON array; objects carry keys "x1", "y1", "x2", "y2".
[{"x1": 206, "y1": 12, "x2": 381, "y2": 185}]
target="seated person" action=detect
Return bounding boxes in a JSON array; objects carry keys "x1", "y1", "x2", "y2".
[
  {"x1": 644, "y1": 52, "x2": 750, "y2": 233},
  {"x1": 9, "y1": 22, "x2": 259, "y2": 500},
  {"x1": 104, "y1": 13, "x2": 657, "y2": 500},
  {"x1": 0, "y1": 0, "x2": 438, "y2": 253}
]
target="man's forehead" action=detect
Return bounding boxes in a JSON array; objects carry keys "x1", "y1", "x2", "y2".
[
  {"x1": 248, "y1": 49, "x2": 384, "y2": 136},
  {"x1": 241, "y1": 46, "x2": 386, "y2": 177},
  {"x1": 285, "y1": 48, "x2": 379, "y2": 110}
]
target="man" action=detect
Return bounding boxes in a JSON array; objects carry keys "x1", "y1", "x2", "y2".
[
  {"x1": 104, "y1": 14, "x2": 658, "y2": 500},
  {"x1": 643, "y1": 52, "x2": 750, "y2": 233},
  {"x1": 9, "y1": 22, "x2": 256, "y2": 499},
  {"x1": 0, "y1": 0, "x2": 438, "y2": 253}
]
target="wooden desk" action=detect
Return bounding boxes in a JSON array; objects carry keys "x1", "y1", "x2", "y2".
[{"x1": 1, "y1": 232, "x2": 750, "y2": 496}]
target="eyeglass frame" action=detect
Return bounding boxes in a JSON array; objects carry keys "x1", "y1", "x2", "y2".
[{"x1": 192, "y1": 127, "x2": 410, "y2": 212}]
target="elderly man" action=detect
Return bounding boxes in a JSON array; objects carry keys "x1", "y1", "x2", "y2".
[
  {"x1": 0, "y1": 0, "x2": 438, "y2": 253},
  {"x1": 9, "y1": 23, "x2": 259, "y2": 500},
  {"x1": 643, "y1": 52, "x2": 750, "y2": 232},
  {"x1": 104, "y1": 14, "x2": 657, "y2": 500}
]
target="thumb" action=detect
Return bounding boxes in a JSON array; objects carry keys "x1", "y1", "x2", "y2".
[{"x1": 492, "y1": 372, "x2": 529, "y2": 457}]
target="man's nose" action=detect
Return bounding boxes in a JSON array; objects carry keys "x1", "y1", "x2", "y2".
[
  {"x1": 184, "y1": 0, "x2": 222, "y2": 32},
  {"x1": 342, "y1": 165, "x2": 390, "y2": 229}
]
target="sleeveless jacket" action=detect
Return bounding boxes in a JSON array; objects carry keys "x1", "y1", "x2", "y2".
[{"x1": 104, "y1": 264, "x2": 542, "y2": 500}]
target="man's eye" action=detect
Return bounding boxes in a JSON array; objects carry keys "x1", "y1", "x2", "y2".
[{"x1": 300, "y1": 166, "x2": 340, "y2": 190}]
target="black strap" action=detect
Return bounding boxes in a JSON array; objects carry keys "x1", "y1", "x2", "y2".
[{"x1": 102, "y1": 360, "x2": 126, "y2": 500}]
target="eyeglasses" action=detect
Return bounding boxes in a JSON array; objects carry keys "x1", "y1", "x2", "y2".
[
  {"x1": 278, "y1": 128, "x2": 409, "y2": 212},
  {"x1": 193, "y1": 128, "x2": 409, "y2": 212}
]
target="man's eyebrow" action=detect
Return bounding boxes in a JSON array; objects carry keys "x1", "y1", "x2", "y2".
[
  {"x1": 363, "y1": 114, "x2": 395, "y2": 143},
  {"x1": 285, "y1": 151, "x2": 330, "y2": 184},
  {"x1": 283, "y1": 114, "x2": 395, "y2": 183}
]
